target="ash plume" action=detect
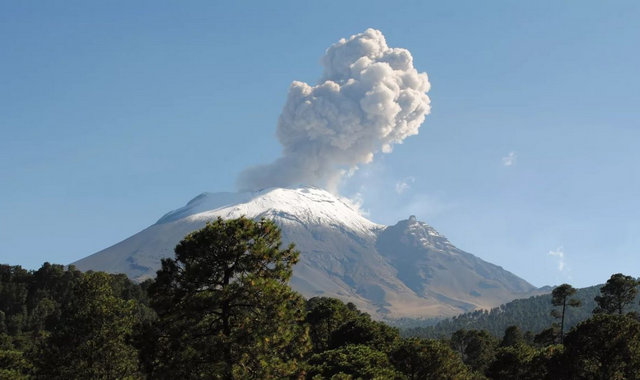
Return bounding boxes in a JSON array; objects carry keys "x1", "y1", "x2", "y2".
[{"x1": 237, "y1": 29, "x2": 431, "y2": 192}]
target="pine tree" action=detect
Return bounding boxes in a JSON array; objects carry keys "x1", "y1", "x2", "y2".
[
  {"x1": 563, "y1": 314, "x2": 640, "y2": 379},
  {"x1": 451, "y1": 329, "x2": 498, "y2": 373},
  {"x1": 308, "y1": 344, "x2": 401, "y2": 379},
  {"x1": 305, "y1": 297, "x2": 360, "y2": 353},
  {"x1": 500, "y1": 325, "x2": 525, "y2": 348},
  {"x1": 593, "y1": 273, "x2": 639, "y2": 315},
  {"x1": 390, "y1": 339, "x2": 474, "y2": 380},
  {"x1": 35, "y1": 272, "x2": 140, "y2": 379},
  {"x1": 144, "y1": 217, "x2": 310, "y2": 379},
  {"x1": 550, "y1": 284, "x2": 581, "y2": 344}
]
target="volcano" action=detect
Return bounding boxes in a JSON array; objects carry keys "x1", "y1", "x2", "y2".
[{"x1": 72, "y1": 186, "x2": 539, "y2": 319}]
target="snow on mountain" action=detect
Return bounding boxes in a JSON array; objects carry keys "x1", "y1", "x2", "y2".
[
  {"x1": 156, "y1": 186, "x2": 381, "y2": 236},
  {"x1": 72, "y1": 186, "x2": 539, "y2": 319}
]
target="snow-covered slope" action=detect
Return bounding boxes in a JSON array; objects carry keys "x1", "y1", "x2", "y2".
[
  {"x1": 72, "y1": 186, "x2": 539, "y2": 319},
  {"x1": 156, "y1": 186, "x2": 381, "y2": 236}
]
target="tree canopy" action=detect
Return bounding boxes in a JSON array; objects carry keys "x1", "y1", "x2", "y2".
[
  {"x1": 144, "y1": 217, "x2": 310, "y2": 379},
  {"x1": 563, "y1": 314, "x2": 640, "y2": 379},
  {"x1": 550, "y1": 284, "x2": 581, "y2": 343},
  {"x1": 36, "y1": 272, "x2": 141, "y2": 380},
  {"x1": 593, "y1": 273, "x2": 639, "y2": 315},
  {"x1": 1, "y1": 220, "x2": 639, "y2": 380}
]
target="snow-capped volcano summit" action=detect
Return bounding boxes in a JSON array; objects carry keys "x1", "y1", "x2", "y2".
[
  {"x1": 156, "y1": 186, "x2": 381, "y2": 236},
  {"x1": 73, "y1": 186, "x2": 539, "y2": 319}
]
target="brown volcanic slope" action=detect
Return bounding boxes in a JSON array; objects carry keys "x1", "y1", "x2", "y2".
[{"x1": 73, "y1": 187, "x2": 540, "y2": 319}]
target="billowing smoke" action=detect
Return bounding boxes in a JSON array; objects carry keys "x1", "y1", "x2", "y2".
[{"x1": 237, "y1": 29, "x2": 431, "y2": 192}]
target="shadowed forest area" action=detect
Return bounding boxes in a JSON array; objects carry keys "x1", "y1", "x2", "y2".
[
  {"x1": 2, "y1": 218, "x2": 639, "y2": 379},
  {"x1": 401, "y1": 284, "x2": 640, "y2": 339}
]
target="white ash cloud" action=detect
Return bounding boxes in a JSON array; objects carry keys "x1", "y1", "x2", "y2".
[
  {"x1": 502, "y1": 151, "x2": 516, "y2": 167},
  {"x1": 395, "y1": 176, "x2": 415, "y2": 194},
  {"x1": 237, "y1": 29, "x2": 431, "y2": 192},
  {"x1": 548, "y1": 246, "x2": 566, "y2": 271}
]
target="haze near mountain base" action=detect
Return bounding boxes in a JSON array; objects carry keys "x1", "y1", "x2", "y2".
[{"x1": 237, "y1": 29, "x2": 431, "y2": 192}]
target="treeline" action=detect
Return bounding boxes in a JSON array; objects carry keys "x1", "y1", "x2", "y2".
[
  {"x1": 404, "y1": 284, "x2": 640, "y2": 339},
  {"x1": 1, "y1": 217, "x2": 640, "y2": 379},
  {"x1": 0, "y1": 263, "x2": 155, "y2": 379}
]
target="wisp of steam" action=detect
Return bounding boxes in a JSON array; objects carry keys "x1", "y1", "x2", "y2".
[{"x1": 237, "y1": 29, "x2": 431, "y2": 192}]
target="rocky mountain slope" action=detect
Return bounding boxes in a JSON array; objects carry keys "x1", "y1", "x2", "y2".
[{"x1": 72, "y1": 186, "x2": 540, "y2": 319}]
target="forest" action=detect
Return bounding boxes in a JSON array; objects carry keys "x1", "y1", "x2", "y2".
[
  {"x1": 1, "y1": 217, "x2": 640, "y2": 379},
  {"x1": 403, "y1": 283, "x2": 640, "y2": 339}
]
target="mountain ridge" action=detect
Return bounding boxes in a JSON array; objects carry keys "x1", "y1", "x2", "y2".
[{"x1": 72, "y1": 186, "x2": 541, "y2": 319}]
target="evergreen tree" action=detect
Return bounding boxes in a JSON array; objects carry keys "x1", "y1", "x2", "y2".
[
  {"x1": 486, "y1": 343, "x2": 536, "y2": 380},
  {"x1": 145, "y1": 217, "x2": 310, "y2": 379},
  {"x1": 450, "y1": 329, "x2": 498, "y2": 373},
  {"x1": 499, "y1": 325, "x2": 525, "y2": 348},
  {"x1": 525, "y1": 345, "x2": 566, "y2": 380},
  {"x1": 593, "y1": 273, "x2": 639, "y2": 315},
  {"x1": 0, "y1": 350, "x2": 33, "y2": 380},
  {"x1": 308, "y1": 344, "x2": 400, "y2": 379},
  {"x1": 0, "y1": 265, "x2": 29, "y2": 337},
  {"x1": 391, "y1": 338, "x2": 475, "y2": 380},
  {"x1": 563, "y1": 314, "x2": 640, "y2": 379},
  {"x1": 328, "y1": 314, "x2": 400, "y2": 353},
  {"x1": 35, "y1": 272, "x2": 140, "y2": 380},
  {"x1": 550, "y1": 284, "x2": 581, "y2": 343},
  {"x1": 305, "y1": 297, "x2": 360, "y2": 353},
  {"x1": 533, "y1": 324, "x2": 560, "y2": 347}
]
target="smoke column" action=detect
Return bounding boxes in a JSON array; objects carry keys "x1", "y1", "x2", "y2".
[{"x1": 237, "y1": 29, "x2": 431, "y2": 192}]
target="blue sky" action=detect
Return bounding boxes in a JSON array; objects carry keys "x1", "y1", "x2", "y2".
[{"x1": 1, "y1": 1, "x2": 638, "y2": 288}]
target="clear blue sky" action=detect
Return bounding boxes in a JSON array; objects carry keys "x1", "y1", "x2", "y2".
[{"x1": 1, "y1": 1, "x2": 638, "y2": 288}]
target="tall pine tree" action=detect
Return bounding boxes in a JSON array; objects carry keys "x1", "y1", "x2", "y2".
[
  {"x1": 550, "y1": 284, "x2": 581, "y2": 344},
  {"x1": 594, "y1": 273, "x2": 639, "y2": 315},
  {"x1": 144, "y1": 217, "x2": 309, "y2": 379}
]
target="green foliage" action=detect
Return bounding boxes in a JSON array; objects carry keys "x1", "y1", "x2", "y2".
[
  {"x1": 391, "y1": 338, "x2": 474, "y2": 380},
  {"x1": 486, "y1": 343, "x2": 536, "y2": 380},
  {"x1": 306, "y1": 297, "x2": 361, "y2": 352},
  {"x1": 0, "y1": 263, "x2": 153, "y2": 379},
  {"x1": 0, "y1": 350, "x2": 33, "y2": 380},
  {"x1": 533, "y1": 325, "x2": 560, "y2": 347},
  {"x1": 305, "y1": 297, "x2": 408, "y2": 379},
  {"x1": 594, "y1": 273, "x2": 640, "y2": 315},
  {"x1": 551, "y1": 284, "x2": 580, "y2": 309},
  {"x1": 563, "y1": 314, "x2": 640, "y2": 379},
  {"x1": 145, "y1": 217, "x2": 310, "y2": 379},
  {"x1": 3, "y1": 226, "x2": 640, "y2": 380},
  {"x1": 450, "y1": 329, "x2": 498, "y2": 373},
  {"x1": 329, "y1": 315, "x2": 400, "y2": 353},
  {"x1": 499, "y1": 325, "x2": 525, "y2": 348},
  {"x1": 35, "y1": 272, "x2": 141, "y2": 379},
  {"x1": 527, "y1": 345, "x2": 565, "y2": 380},
  {"x1": 0, "y1": 265, "x2": 30, "y2": 336},
  {"x1": 551, "y1": 284, "x2": 581, "y2": 343},
  {"x1": 307, "y1": 344, "x2": 400, "y2": 379},
  {"x1": 404, "y1": 284, "x2": 640, "y2": 339}
]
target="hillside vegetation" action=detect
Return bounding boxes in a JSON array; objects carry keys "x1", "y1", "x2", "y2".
[
  {"x1": 1, "y1": 218, "x2": 639, "y2": 379},
  {"x1": 403, "y1": 285, "x2": 640, "y2": 339}
]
